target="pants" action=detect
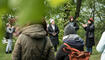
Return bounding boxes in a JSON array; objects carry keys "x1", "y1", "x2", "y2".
[
  {"x1": 6, "y1": 39, "x2": 12, "y2": 52},
  {"x1": 54, "y1": 45, "x2": 57, "y2": 51},
  {"x1": 86, "y1": 46, "x2": 92, "y2": 53}
]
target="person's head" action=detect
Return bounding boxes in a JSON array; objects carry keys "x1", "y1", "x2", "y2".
[
  {"x1": 50, "y1": 19, "x2": 55, "y2": 25},
  {"x1": 41, "y1": 18, "x2": 47, "y2": 31},
  {"x1": 69, "y1": 16, "x2": 74, "y2": 22},
  {"x1": 88, "y1": 18, "x2": 94, "y2": 24},
  {"x1": 64, "y1": 23, "x2": 76, "y2": 36}
]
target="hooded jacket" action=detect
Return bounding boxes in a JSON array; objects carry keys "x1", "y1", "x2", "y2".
[
  {"x1": 12, "y1": 24, "x2": 55, "y2": 60},
  {"x1": 96, "y1": 32, "x2": 105, "y2": 60},
  {"x1": 56, "y1": 24, "x2": 84, "y2": 60}
]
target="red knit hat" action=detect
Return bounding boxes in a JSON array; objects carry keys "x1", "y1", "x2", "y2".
[{"x1": 88, "y1": 18, "x2": 94, "y2": 22}]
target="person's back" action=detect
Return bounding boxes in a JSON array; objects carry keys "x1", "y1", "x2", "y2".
[
  {"x1": 12, "y1": 24, "x2": 55, "y2": 60},
  {"x1": 56, "y1": 24, "x2": 84, "y2": 60},
  {"x1": 96, "y1": 32, "x2": 105, "y2": 60},
  {"x1": 63, "y1": 34, "x2": 84, "y2": 51}
]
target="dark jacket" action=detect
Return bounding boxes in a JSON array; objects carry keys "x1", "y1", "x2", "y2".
[
  {"x1": 64, "y1": 23, "x2": 76, "y2": 36},
  {"x1": 84, "y1": 23, "x2": 95, "y2": 47},
  {"x1": 48, "y1": 24, "x2": 59, "y2": 46},
  {"x1": 12, "y1": 24, "x2": 55, "y2": 60},
  {"x1": 56, "y1": 34, "x2": 84, "y2": 60},
  {"x1": 6, "y1": 27, "x2": 14, "y2": 39},
  {"x1": 68, "y1": 21, "x2": 79, "y2": 32},
  {"x1": 56, "y1": 24, "x2": 84, "y2": 60}
]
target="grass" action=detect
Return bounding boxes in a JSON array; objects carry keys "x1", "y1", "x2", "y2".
[
  {"x1": 0, "y1": 44, "x2": 12, "y2": 60},
  {"x1": 0, "y1": 39, "x2": 101, "y2": 60},
  {"x1": 89, "y1": 47, "x2": 101, "y2": 60}
]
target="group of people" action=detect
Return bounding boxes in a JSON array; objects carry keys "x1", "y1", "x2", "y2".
[
  {"x1": 64, "y1": 16, "x2": 95, "y2": 54},
  {"x1": 4, "y1": 16, "x2": 105, "y2": 60}
]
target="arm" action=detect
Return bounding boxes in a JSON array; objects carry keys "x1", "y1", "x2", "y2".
[
  {"x1": 12, "y1": 34, "x2": 22, "y2": 60},
  {"x1": 84, "y1": 27, "x2": 87, "y2": 31},
  {"x1": 56, "y1": 26, "x2": 59, "y2": 35},
  {"x1": 96, "y1": 32, "x2": 105, "y2": 53},
  {"x1": 48, "y1": 26, "x2": 53, "y2": 35},
  {"x1": 74, "y1": 22, "x2": 79, "y2": 31},
  {"x1": 85, "y1": 24, "x2": 94, "y2": 31},
  {"x1": 89, "y1": 24, "x2": 95, "y2": 31}
]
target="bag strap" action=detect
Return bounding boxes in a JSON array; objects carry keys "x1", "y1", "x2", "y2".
[
  {"x1": 64, "y1": 43, "x2": 81, "y2": 60},
  {"x1": 64, "y1": 43, "x2": 81, "y2": 53}
]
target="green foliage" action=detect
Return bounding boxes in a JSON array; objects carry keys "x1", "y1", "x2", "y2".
[
  {"x1": 10, "y1": 0, "x2": 47, "y2": 25},
  {"x1": 0, "y1": 0, "x2": 8, "y2": 9},
  {"x1": 0, "y1": 9, "x2": 7, "y2": 40},
  {"x1": 47, "y1": 0, "x2": 68, "y2": 8},
  {"x1": 0, "y1": 0, "x2": 68, "y2": 39},
  {"x1": 80, "y1": 0, "x2": 105, "y2": 44}
]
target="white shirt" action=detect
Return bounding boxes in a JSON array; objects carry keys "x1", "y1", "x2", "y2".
[{"x1": 51, "y1": 24, "x2": 55, "y2": 31}]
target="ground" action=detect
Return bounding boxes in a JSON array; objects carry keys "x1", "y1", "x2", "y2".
[{"x1": 0, "y1": 41, "x2": 101, "y2": 60}]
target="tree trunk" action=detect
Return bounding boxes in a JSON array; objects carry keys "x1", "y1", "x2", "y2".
[
  {"x1": 92, "y1": 0, "x2": 95, "y2": 20},
  {"x1": 74, "y1": 0, "x2": 82, "y2": 20}
]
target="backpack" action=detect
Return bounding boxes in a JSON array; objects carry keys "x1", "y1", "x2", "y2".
[
  {"x1": 63, "y1": 34, "x2": 84, "y2": 51},
  {"x1": 63, "y1": 43, "x2": 90, "y2": 60}
]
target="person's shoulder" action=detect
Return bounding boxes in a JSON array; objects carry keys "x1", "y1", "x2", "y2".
[
  {"x1": 102, "y1": 32, "x2": 105, "y2": 35},
  {"x1": 48, "y1": 24, "x2": 51, "y2": 27}
]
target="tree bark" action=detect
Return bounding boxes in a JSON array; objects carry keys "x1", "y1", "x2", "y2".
[
  {"x1": 74, "y1": 0, "x2": 82, "y2": 20},
  {"x1": 92, "y1": 0, "x2": 95, "y2": 20}
]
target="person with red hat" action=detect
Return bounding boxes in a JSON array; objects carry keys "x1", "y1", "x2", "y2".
[{"x1": 82, "y1": 18, "x2": 95, "y2": 54}]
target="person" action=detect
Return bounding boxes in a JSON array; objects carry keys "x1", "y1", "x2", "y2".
[
  {"x1": 12, "y1": 20, "x2": 55, "y2": 60},
  {"x1": 82, "y1": 18, "x2": 95, "y2": 54},
  {"x1": 96, "y1": 32, "x2": 105, "y2": 60},
  {"x1": 48, "y1": 19, "x2": 59, "y2": 51},
  {"x1": 65, "y1": 16, "x2": 79, "y2": 32},
  {"x1": 5, "y1": 23, "x2": 14, "y2": 54},
  {"x1": 56, "y1": 24, "x2": 84, "y2": 60}
]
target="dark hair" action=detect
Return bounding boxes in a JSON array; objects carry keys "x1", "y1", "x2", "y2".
[
  {"x1": 41, "y1": 18, "x2": 48, "y2": 36},
  {"x1": 69, "y1": 16, "x2": 74, "y2": 21},
  {"x1": 41, "y1": 18, "x2": 46, "y2": 30}
]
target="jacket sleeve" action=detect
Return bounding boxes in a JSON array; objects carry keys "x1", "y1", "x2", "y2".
[
  {"x1": 74, "y1": 22, "x2": 79, "y2": 31},
  {"x1": 56, "y1": 25, "x2": 59, "y2": 34},
  {"x1": 89, "y1": 24, "x2": 95, "y2": 31},
  {"x1": 84, "y1": 24, "x2": 94, "y2": 31},
  {"x1": 48, "y1": 26, "x2": 53, "y2": 35},
  {"x1": 47, "y1": 37, "x2": 55, "y2": 60},
  {"x1": 12, "y1": 35, "x2": 22, "y2": 60},
  {"x1": 96, "y1": 32, "x2": 105, "y2": 53}
]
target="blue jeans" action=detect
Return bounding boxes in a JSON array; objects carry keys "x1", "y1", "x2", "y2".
[{"x1": 86, "y1": 46, "x2": 92, "y2": 53}]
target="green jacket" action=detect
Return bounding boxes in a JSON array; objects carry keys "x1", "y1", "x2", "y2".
[{"x1": 12, "y1": 24, "x2": 55, "y2": 60}]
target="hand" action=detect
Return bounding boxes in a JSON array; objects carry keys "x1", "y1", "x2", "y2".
[
  {"x1": 52, "y1": 32, "x2": 56, "y2": 36},
  {"x1": 12, "y1": 26, "x2": 15, "y2": 28},
  {"x1": 82, "y1": 24, "x2": 87, "y2": 27},
  {"x1": 52, "y1": 33, "x2": 55, "y2": 36}
]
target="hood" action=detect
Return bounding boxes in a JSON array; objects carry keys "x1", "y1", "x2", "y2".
[
  {"x1": 63, "y1": 34, "x2": 78, "y2": 40},
  {"x1": 64, "y1": 23, "x2": 76, "y2": 36},
  {"x1": 63, "y1": 34, "x2": 84, "y2": 45},
  {"x1": 21, "y1": 24, "x2": 46, "y2": 39},
  {"x1": 63, "y1": 34, "x2": 84, "y2": 43}
]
